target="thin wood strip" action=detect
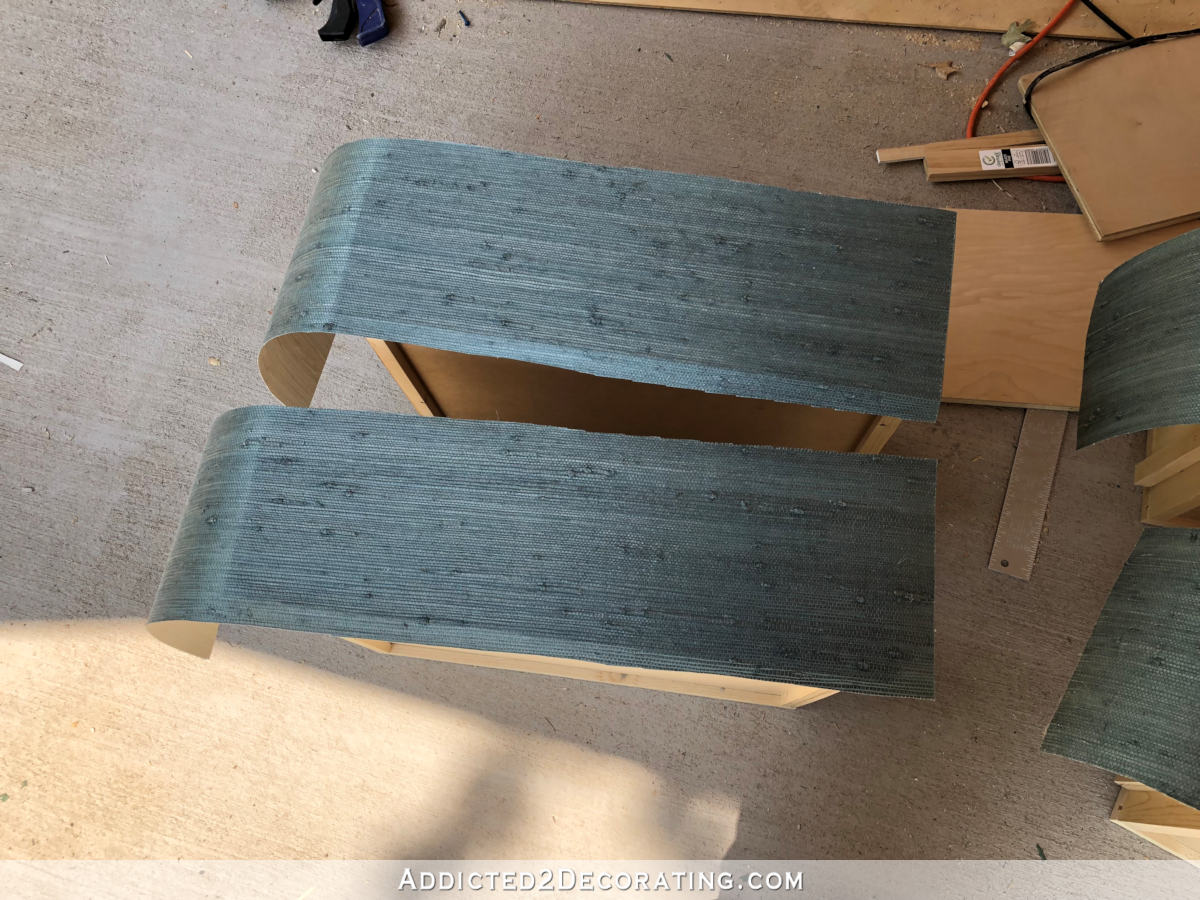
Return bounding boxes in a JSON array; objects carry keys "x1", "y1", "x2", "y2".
[
  {"x1": 853, "y1": 416, "x2": 901, "y2": 454},
  {"x1": 877, "y1": 129, "x2": 1044, "y2": 164},
  {"x1": 924, "y1": 145, "x2": 1058, "y2": 182},
  {"x1": 987, "y1": 409, "x2": 1067, "y2": 580},
  {"x1": 366, "y1": 338, "x2": 443, "y2": 417}
]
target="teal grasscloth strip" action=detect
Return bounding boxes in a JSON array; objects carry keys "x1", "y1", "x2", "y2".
[
  {"x1": 262, "y1": 139, "x2": 954, "y2": 419},
  {"x1": 1077, "y1": 228, "x2": 1200, "y2": 448},
  {"x1": 150, "y1": 407, "x2": 937, "y2": 698},
  {"x1": 1043, "y1": 528, "x2": 1200, "y2": 810}
]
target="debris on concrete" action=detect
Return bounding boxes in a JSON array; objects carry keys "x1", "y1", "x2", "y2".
[
  {"x1": 208, "y1": 357, "x2": 222, "y2": 366},
  {"x1": 458, "y1": 10, "x2": 471, "y2": 27},
  {"x1": 920, "y1": 61, "x2": 961, "y2": 80},
  {"x1": 1, "y1": 351, "x2": 23, "y2": 372}
]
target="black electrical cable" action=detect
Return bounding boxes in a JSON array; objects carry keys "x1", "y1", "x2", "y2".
[
  {"x1": 1023, "y1": 28, "x2": 1200, "y2": 116},
  {"x1": 1080, "y1": 0, "x2": 1134, "y2": 40}
]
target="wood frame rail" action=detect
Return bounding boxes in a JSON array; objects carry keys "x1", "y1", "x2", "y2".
[
  {"x1": 346, "y1": 638, "x2": 839, "y2": 708},
  {"x1": 1112, "y1": 778, "x2": 1200, "y2": 866},
  {"x1": 1137, "y1": 426, "x2": 1200, "y2": 527}
]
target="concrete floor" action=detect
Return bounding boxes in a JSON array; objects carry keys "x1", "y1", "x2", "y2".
[{"x1": 0, "y1": 0, "x2": 1171, "y2": 859}]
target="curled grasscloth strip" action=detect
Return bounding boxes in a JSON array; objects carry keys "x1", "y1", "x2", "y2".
[
  {"x1": 150, "y1": 407, "x2": 937, "y2": 699},
  {"x1": 1078, "y1": 229, "x2": 1200, "y2": 448},
  {"x1": 259, "y1": 139, "x2": 953, "y2": 419},
  {"x1": 1043, "y1": 528, "x2": 1200, "y2": 810}
]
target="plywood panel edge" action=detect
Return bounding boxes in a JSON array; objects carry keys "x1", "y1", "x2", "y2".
[{"x1": 551, "y1": 0, "x2": 1190, "y2": 41}]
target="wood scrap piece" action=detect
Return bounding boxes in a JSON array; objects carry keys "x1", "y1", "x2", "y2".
[
  {"x1": 552, "y1": 0, "x2": 1199, "y2": 42},
  {"x1": 925, "y1": 144, "x2": 1058, "y2": 182},
  {"x1": 148, "y1": 406, "x2": 937, "y2": 702},
  {"x1": 1024, "y1": 34, "x2": 1200, "y2": 240},
  {"x1": 877, "y1": 129, "x2": 1043, "y2": 164},
  {"x1": 988, "y1": 409, "x2": 1068, "y2": 580}
]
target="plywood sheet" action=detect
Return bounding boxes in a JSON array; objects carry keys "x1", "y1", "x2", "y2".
[
  {"x1": 943, "y1": 211, "x2": 1197, "y2": 411},
  {"x1": 1027, "y1": 34, "x2": 1200, "y2": 241},
  {"x1": 1077, "y1": 229, "x2": 1200, "y2": 447},
  {"x1": 263, "y1": 139, "x2": 953, "y2": 421},
  {"x1": 1043, "y1": 527, "x2": 1200, "y2": 812},
  {"x1": 149, "y1": 407, "x2": 937, "y2": 699},
  {"x1": 553, "y1": 0, "x2": 1197, "y2": 41}
]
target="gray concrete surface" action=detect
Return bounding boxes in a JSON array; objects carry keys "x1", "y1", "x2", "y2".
[{"x1": 0, "y1": 0, "x2": 1170, "y2": 859}]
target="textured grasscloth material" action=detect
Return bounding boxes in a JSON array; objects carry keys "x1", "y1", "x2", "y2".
[
  {"x1": 151, "y1": 407, "x2": 937, "y2": 697},
  {"x1": 1043, "y1": 528, "x2": 1200, "y2": 810},
  {"x1": 1078, "y1": 229, "x2": 1200, "y2": 448},
  {"x1": 264, "y1": 139, "x2": 954, "y2": 420}
]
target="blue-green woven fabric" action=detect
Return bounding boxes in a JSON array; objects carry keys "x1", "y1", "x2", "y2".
[
  {"x1": 1043, "y1": 528, "x2": 1200, "y2": 809},
  {"x1": 1078, "y1": 229, "x2": 1200, "y2": 448},
  {"x1": 267, "y1": 139, "x2": 954, "y2": 421},
  {"x1": 152, "y1": 407, "x2": 937, "y2": 697}
]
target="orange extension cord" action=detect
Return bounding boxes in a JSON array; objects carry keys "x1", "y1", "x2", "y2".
[{"x1": 966, "y1": 0, "x2": 1078, "y2": 182}]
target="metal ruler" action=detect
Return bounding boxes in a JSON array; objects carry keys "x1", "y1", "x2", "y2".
[{"x1": 989, "y1": 409, "x2": 1069, "y2": 580}]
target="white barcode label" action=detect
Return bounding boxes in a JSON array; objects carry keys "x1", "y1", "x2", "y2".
[{"x1": 978, "y1": 145, "x2": 1056, "y2": 170}]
